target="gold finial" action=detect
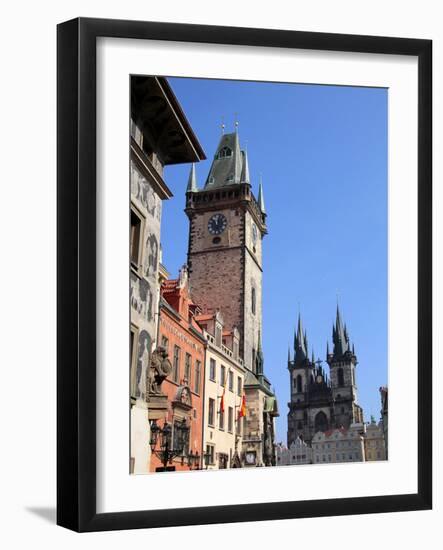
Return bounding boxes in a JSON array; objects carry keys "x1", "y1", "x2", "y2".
[
  {"x1": 221, "y1": 116, "x2": 225, "y2": 135},
  {"x1": 234, "y1": 112, "x2": 239, "y2": 132}
]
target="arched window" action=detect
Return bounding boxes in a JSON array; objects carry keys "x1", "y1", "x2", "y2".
[
  {"x1": 314, "y1": 411, "x2": 329, "y2": 433},
  {"x1": 338, "y1": 367, "x2": 344, "y2": 387},
  {"x1": 296, "y1": 374, "x2": 302, "y2": 393},
  {"x1": 251, "y1": 287, "x2": 256, "y2": 315},
  {"x1": 217, "y1": 146, "x2": 232, "y2": 159}
]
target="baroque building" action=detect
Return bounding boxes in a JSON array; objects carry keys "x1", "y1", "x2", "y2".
[
  {"x1": 185, "y1": 129, "x2": 279, "y2": 467},
  {"x1": 287, "y1": 307, "x2": 363, "y2": 447},
  {"x1": 364, "y1": 418, "x2": 387, "y2": 461},
  {"x1": 196, "y1": 309, "x2": 245, "y2": 469},
  {"x1": 153, "y1": 266, "x2": 207, "y2": 472},
  {"x1": 312, "y1": 424, "x2": 365, "y2": 464},
  {"x1": 276, "y1": 437, "x2": 313, "y2": 466},
  {"x1": 130, "y1": 76, "x2": 205, "y2": 473}
]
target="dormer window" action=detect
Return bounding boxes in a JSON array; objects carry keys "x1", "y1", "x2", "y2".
[
  {"x1": 226, "y1": 174, "x2": 234, "y2": 182},
  {"x1": 217, "y1": 146, "x2": 232, "y2": 159}
]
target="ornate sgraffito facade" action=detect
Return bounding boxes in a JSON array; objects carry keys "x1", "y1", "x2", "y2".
[
  {"x1": 287, "y1": 307, "x2": 363, "y2": 447},
  {"x1": 185, "y1": 129, "x2": 278, "y2": 467},
  {"x1": 130, "y1": 76, "x2": 205, "y2": 474}
]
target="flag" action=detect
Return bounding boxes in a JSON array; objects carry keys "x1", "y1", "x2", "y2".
[
  {"x1": 220, "y1": 389, "x2": 225, "y2": 414},
  {"x1": 239, "y1": 394, "x2": 246, "y2": 418},
  {"x1": 219, "y1": 369, "x2": 228, "y2": 414}
]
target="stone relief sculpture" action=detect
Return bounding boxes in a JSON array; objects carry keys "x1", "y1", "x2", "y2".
[
  {"x1": 136, "y1": 330, "x2": 151, "y2": 400},
  {"x1": 144, "y1": 233, "x2": 159, "y2": 279},
  {"x1": 130, "y1": 275, "x2": 154, "y2": 323},
  {"x1": 130, "y1": 163, "x2": 162, "y2": 221},
  {"x1": 147, "y1": 346, "x2": 172, "y2": 396}
]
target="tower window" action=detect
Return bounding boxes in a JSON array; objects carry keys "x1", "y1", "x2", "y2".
[
  {"x1": 130, "y1": 208, "x2": 143, "y2": 266},
  {"x1": 296, "y1": 374, "x2": 302, "y2": 393},
  {"x1": 251, "y1": 287, "x2": 256, "y2": 315},
  {"x1": 338, "y1": 367, "x2": 344, "y2": 387},
  {"x1": 217, "y1": 146, "x2": 232, "y2": 159}
]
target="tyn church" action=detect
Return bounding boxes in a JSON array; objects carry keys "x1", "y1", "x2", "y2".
[{"x1": 287, "y1": 307, "x2": 363, "y2": 446}]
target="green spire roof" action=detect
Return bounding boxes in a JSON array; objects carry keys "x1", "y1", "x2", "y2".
[{"x1": 204, "y1": 131, "x2": 243, "y2": 189}]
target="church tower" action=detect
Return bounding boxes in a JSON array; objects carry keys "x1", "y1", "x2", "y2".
[
  {"x1": 327, "y1": 306, "x2": 363, "y2": 428},
  {"x1": 185, "y1": 129, "x2": 266, "y2": 373}
]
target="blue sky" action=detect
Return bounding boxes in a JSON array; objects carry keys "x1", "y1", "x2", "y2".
[{"x1": 162, "y1": 77, "x2": 388, "y2": 443}]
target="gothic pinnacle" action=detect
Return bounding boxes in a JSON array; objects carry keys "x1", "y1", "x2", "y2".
[
  {"x1": 186, "y1": 162, "x2": 198, "y2": 192},
  {"x1": 258, "y1": 175, "x2": 266, "y2": 215},
  {"x1": 240, "y1": 148, "x2": 250, "y2": 183}
]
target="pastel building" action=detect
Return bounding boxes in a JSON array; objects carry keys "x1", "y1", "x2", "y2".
[
  {"x1": 364, "y1": 419, "x2": 387, "y2": 461},
  {"x1": 312, "y1": 424, "x2": 365, "y2": 464},
  {"x1": 276, "y1": 437, "x2": 313, "y2": 466},
  {"x1": 196, "y1": 310, "x2": 245, "y2": 469}
]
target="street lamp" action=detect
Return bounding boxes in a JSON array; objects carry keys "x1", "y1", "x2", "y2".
[
  {"x1": 184, "y1": 449, "x2": 201, "y2": 470},
  {"x1": 149, "y1": 418, "x2": 192, "y2": 471}
]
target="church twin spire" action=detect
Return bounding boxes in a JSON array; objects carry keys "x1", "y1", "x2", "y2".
[
  {"x1": 291, "y1": 305, "x2": 356, "y2": 367},
  {"x1": 330, "y1": 305, "x2": 354, "y2": 359}
]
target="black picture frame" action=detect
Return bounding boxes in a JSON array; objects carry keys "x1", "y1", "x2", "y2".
[{"x1": 57, "y1": 17, "x2": 432, "y2": 532}]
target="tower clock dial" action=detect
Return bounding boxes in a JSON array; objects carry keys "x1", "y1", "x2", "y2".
[{"x1": 207, "y1": 213, "x2": 227, "y2": 235}]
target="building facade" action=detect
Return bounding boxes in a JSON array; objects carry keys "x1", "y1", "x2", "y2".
[
  {"x1": 276, "y1": 437, "x2": 313, "y2": 466},
  {"x1": 196, "y1": 311, "x2": 245, "y2": 469},
  {"x1": 185, "y1": 129, "x2": 278, "y2": 468},
  {"x1": 287, "y1": 307, "x2": 363, "y2": 447},
  {"x1": 364, "y1": 418, "x2": 387, "y2": 461},
  {"x1": 152, "y1": 267, "x2": 207, "y2": 472},
  {"x1": 380, "y1": 386, "x2": 388, "y2": 458},
  {"x1": 312, "y1": 424, "x2": 365, "y2": 464},
  {"x1": 130, "y1": 76, "x2": 205, "y2": 473}
]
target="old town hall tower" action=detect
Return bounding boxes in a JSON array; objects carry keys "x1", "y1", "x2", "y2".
[
  {"x1": 185, "y1": 129, "x2": 266, "y2": 374},
  {"x1": 185, "y1": 128, "x2": 279, "y2": 467}
]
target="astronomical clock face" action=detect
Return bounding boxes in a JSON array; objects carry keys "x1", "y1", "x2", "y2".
[
  {"x1": 316, "y1": 375, "x2": 323, "y2": 384},
  {"x1": 245, "y1": 452, "x2": 256, "y2": 465},
  {"x1": 208, "y1": 213, "x2": 227, "y2": 235}
]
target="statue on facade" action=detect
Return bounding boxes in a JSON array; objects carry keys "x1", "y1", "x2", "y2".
[
  {"x1": 263, "y1": 413, "x2": 276, "y2": 466},
  {"x1": 147, "y1": 346, "x2": 172, "y2": 396}
]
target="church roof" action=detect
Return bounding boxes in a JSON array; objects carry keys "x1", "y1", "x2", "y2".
[{"x1": 203, "y1": 132, "x2": 246, "y2": 189}]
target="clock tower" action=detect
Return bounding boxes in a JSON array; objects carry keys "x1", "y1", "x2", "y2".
[{"x1": 185, "y1": 130, "x2": 267, "y2": 373}]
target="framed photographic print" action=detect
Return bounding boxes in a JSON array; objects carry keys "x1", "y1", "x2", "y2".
[{"x1": 57, "y1": 17, "x2": 432, "y2": 532}]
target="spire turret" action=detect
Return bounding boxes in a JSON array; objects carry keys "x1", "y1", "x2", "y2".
[
  {"x1": 186, "y1": 162, "x2": 198, "y2": 192},
  {"x1": 258, "y1": 175, "x2": 266, "y2": 215},
  {"x1": 256, "y1": 328, "x2": 264, "y2": 375},
  {"x1": 294, "y1": 314, "x2": 308, "y2": 364},
  {"x1": 332, "y1": 304, "x2": 351, "y2": 358},
  {"x1": 240, "y1": 148, "x2": 250, "y2": 184}
]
